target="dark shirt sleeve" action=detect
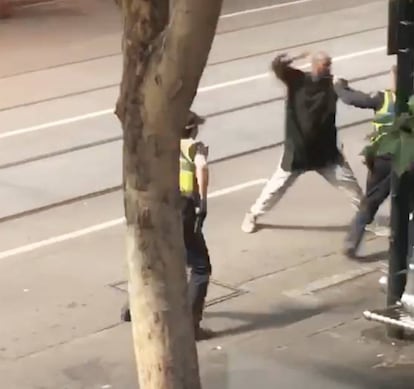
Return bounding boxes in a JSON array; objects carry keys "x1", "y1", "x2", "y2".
[
  {"x1": 271, "y1": 55, "x2": 304, "y2": 86},
  {"x1": 334, "y1": 80, "x2": 383, "y2": 110}
]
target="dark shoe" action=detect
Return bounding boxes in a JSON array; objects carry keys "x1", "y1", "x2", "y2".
[
  {"x1": 121, "y1": 305, "x2": 131, "y2": 322},
  {"x1": 344, "y1": 212, "x2": 369, "y2": 260},
  {"x1": 343, "y1": 245, "x2": 358, "y2": 259},
  {"x1": 195, "y1": 326, "x2": 215, "y2": 341}
]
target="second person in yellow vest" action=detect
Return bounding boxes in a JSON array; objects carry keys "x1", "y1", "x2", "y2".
[
  {"x1": 180, "y1": 111, "x2": 215, "y2": 341},
  {"x1": 334, "y1": 66, "x2": 396, "y2": 258}
]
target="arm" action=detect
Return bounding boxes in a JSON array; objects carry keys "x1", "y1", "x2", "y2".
[
  {"x1": 193, "y1": 142, "x2": 209, "y2": 205},
  {"x1": 193, "y1": 143, "x2": 209, "y2": 231},
  {"x1": 334, "y1": 79, "x2": 383, "y2": 110},
  {"x1": 271, "y1": 53, "x2": 305, "y2": 85}
]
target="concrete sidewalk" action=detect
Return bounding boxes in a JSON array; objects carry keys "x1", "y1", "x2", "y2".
[
  {"x1": 0, "y1": 131, "x2": 406, "y2": 388},
  {"x1": 3, "y1": 234, "x2": 414, "y2": 389}
]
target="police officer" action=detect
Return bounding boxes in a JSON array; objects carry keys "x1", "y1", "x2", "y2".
[
  {"x1": 334, "y1": 66, "x2": 396, "y2": 258},
  {"x1": 121, "y1": 111, "x2": 214, "y2": 341},
  {"x1": 180, "y1": 110, "x2": 214, "y2": 340}
]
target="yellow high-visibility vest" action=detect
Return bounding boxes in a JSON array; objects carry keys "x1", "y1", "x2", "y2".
[
  {"x1": 179, "y1": 139, "x2": 196, "y2": 196},
  {"x1": 370, "y1": 89, "x2": 396, "y2": 144}
]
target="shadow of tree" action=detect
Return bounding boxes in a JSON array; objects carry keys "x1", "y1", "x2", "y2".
[{"x1": 204, "y1": 301, "x2": 334, "y2": 338}]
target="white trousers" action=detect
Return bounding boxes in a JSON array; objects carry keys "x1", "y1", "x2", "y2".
[{"x1": 250, "y1": 153, "x2": 363, "y2": 217}]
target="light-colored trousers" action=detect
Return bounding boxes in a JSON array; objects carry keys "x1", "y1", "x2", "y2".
[{"x1": 250, "y1": 153, "x2": 363, "y2": 217}]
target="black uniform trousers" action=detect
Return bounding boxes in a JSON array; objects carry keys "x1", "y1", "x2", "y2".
[
  {"x1": 121, "y1": 197, "x2": 212, "y2": 325},
  {"x1": 182, "y1": 196, "x2": 212, "y2": 328},
  {"x1": 346, "y1": 156, "x2": 392, "y2": 252}
]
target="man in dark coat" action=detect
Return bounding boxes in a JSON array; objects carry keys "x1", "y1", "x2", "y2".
[{"x1": 242, "y1": 51, "x2": 363, "y2": 233}]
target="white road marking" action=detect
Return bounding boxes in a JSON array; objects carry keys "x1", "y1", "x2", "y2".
[
  {"x1": 208, "y1": 178, "x2": 266, "y2": 198},
  {"x1": 0, "y1": 218, "x2": 125, "y2": 261},
  {"x1": 0, "y1": 46, "x2": 386, "y2": 140},
  {"x1": 24, "y1": 0, "x2": 312, "y2": 15},
  {"x1": 0, "y1": 178, "x2": 267, "y2": 260},
  {"x1": 219, "y1": 0, "x2": 313, "y2": 19},
  {"x1": 0, "y1": 109, "x2": 114, "y2": 140},
  {"x1": 284, "y1": 265, "x2": 379, "y2": 298}
]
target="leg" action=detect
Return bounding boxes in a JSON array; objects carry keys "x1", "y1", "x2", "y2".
[
  {"x1": 242, "y1": 156, "x2": 300, "y2": 233},
  {"x1": 182, "y1": 198, "x2": 214, "y2": 340},
  {"x1": 317, "y1": 157, "x2": 363, "y2": 210},
  {"x1": 187, "y1": 231, "x2": 213, "y2": 340},
  {"x1": 344, "y1": 157, "x2": 392, "y2": 257}
]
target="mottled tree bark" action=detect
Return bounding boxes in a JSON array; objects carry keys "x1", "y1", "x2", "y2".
[
  {"x1": 0, "y1": 0, "x2": 12, "y2": 18},
  {"x1": 115, "y1": 0, "x2": 222, "y2": 388}
]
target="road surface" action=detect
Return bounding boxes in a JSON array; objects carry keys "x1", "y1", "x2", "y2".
[{"x1": 0, "y1": 0, "x2": 401, "y2": 387}]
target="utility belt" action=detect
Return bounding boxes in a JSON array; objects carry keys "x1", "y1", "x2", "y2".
[{"x1": 180, "y1": 192, "x2": 201, "y2": 206}]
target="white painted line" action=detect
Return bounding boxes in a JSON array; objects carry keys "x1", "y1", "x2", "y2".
[
  {"x1": 219, "y1": 0, "x2": 312, "y2": 19},
  {"x1": 0, "y1": 109, "x2": 114, "y2": 140},
  {"x1": 284, "y1": 265, "x2": 379, "y2": 298},
  {"x1": 0, "y1": 45, "x2": 386, "y2": 140},
  {"x1": 0, "y1": 178, "x2": 267, "y2": 261},
  {"x1": 24, "y1": 0, "x2": 312, "y2": 16},
  {"x1": 208, "y1": 178, "x2": 266, "y2": 198},
  {"x1": 0, "y1": 218, "x2": 124, "y2": 261}
]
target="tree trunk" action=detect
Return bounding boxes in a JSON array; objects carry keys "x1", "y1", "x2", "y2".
[
  {"x1": 115, "y1": 0, "x2": 222, "y2": 388},
  {"x1": 0, "y1": 0, "x2": 12, "y2": 18}
]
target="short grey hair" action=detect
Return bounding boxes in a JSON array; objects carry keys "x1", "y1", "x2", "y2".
[{"x1": 311, "y1": 51, "x2": 331, "y2": 63}]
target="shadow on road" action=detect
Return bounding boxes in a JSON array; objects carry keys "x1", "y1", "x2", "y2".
[
  {"x1": 350, "y1": 249, "x2": 389, "y2": 263},
  {"x1": 205, "y1": 301, "x2": 334, "y2": 338}
]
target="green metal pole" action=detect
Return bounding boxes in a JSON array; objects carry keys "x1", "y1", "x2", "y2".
[{"x1": 386, "y1": 0, "x2": 414, "y2": 339}]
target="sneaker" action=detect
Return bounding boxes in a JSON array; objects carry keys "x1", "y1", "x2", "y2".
[
  {"x1": 343, "y1": 240, "x2": 358, "y2": 259},
  {"x1": 241, "y1": 212, "x2": 257, "y2": 233},
  {"x1": 373, "y1": 226, "x2": 390, "y2": 237},
  {"x1": 379, "y1": 275, "x2": 387, "y2": 293},
  {"x1": 343, "y1": 246, "x2": 357, "y2": 259},
  {"x1": 366, "y1": 223, "x2": 390, "y2": 237}
]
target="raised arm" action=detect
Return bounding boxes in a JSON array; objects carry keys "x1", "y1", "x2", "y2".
[
  {"x1": 334, "y1": 78, "x2": 384, "y2": 110},
  {"x1": 271, "y1": 53, "x2": 305, "y2": 85}
]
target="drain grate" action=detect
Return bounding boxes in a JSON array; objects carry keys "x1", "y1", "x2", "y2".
[
  {"x1": 206, "y1": 279, "x2": 247, "y2": 307},
  {"x1": 109, "y1": 279, "x2": 246, "y2": 306}
]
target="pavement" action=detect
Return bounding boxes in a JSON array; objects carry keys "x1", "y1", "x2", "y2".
[{"x1": 2, "y1": 0, "x2": 414, "y2": 388}]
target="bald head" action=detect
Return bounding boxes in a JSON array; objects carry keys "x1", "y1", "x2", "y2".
[{"x1": 311, "y1": 51, "x2": 332, "y2": 78}]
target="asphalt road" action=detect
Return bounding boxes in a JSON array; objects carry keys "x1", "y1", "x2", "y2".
[
  {"x1": 0, "y1": 0, "x2": 389, "y2": 219},
  {"x1": 0, "y1": 0, "x2": 397, "y2": 387}
]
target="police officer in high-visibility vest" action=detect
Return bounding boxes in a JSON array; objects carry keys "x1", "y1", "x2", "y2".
[
  {"x1": 180, "y1": 110, "x2": 214, "y2": 340},
  {"x1": 334, "y1": 66, "x2": 396, "y2": 258},
  {"x1": 121, "y1": 111, "x2": 214, "y2": 340}
]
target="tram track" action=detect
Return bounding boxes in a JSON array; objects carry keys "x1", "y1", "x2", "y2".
[
  {"x1": 0, "y1": 0, "x2": 388, "y2": 223},
  {"x1": 0, "y1": 0, "x2": 382, "y2": 81},
  {"x1": 0, "y1": 25, "x2": 386, "y2": 113}
]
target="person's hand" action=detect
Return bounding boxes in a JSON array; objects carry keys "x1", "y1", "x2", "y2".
[
  {"x1": 333, "y1": 76, "x2": 348, "y2": 87},
  {"x1": 195, "y1": 199, "x2": 207, "y2": 233},
  {"x1": 277, "y1": 51, "x2": 309, "y2": 64},
  {"x1": 293, "y1": 51, "x2": 310, "y2": 61},
  {"x1": 196, "y1": 198, "x2": 207, "y2": 218},
  {"x1": 273, "y1": 53, "x2": 292, "y2": 67}
]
